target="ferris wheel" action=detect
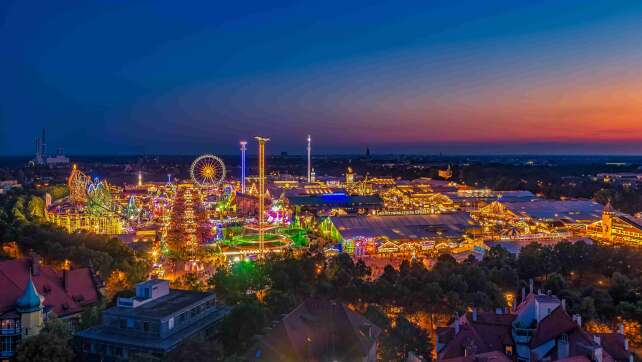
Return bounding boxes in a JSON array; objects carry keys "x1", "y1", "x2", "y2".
[{"x1": 190, "y1": 154, "x2": 226, "y2": 187}]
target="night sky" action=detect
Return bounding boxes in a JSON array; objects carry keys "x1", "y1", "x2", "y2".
[{"x1": 2, "y1": 1, "x2": 642, "y2": 155}]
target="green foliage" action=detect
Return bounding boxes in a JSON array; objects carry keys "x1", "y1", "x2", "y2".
[
  {"x1": 44, "y1": 185, "x2": 69, "y2": 201},
  {"x1": 27, "y1": 196, "x2": 45, "y2": 220},
  {"x1": 380, "y1": 316, "x2": 431, "y2": 362},
  {"x1": 78, "y1": 301, "x2": 106, "y2": 330},
  {"x1": 594, "y1": 187, "x2": 642, "y2": 214},
  {"x1": 219, "y1": 300, "x2": 269, "y2": 355},
  {"x1": 11, "y1": 223, "x2": 149, "y2": 283},
  {"x1": 14, "y1": 318, "x2": 75, "y2": 362}
]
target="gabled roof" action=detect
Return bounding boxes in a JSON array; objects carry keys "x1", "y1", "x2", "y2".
[
  {"x1": 530, "y1": 306, "x2": 577, "y2": 347},
  {"x1": 438, "y1": 312, "x2": 515, "y2": 360},
  {"x1": 0, "y1": 258, "x2": 99, "y2": 317},
  {"x1": 594, "y1": 333, "x2": 631, "y2": 361},
  {"x1": 247, "y1": 299, "x2": 381, "y2": 362}
]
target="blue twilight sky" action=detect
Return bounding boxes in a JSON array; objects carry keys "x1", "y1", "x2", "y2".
[{"x1": 2, "y1": 0, "x2": 642, "y2": 155}]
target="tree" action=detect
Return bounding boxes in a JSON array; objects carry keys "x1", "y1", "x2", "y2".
[
  {"x1": 380, "y1": 316, "x2": 431, "y2": 362},
  {"x1": 543, "y1": 273, "x2": 568, "y2": 295},
  {"x1": 219, "y1": 301, "x2": 268, "y2": 355},
  {"x1": 14, "y1": 318, "x2": 74, "y2": 362}
]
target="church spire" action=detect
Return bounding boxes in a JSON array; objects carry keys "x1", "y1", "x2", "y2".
[
  {"x1": 16, "y1": 274, "x2": 44, "y2": 313},
  {"x1": 603, "y1": 200, "x2": 615, "y2": 214}
]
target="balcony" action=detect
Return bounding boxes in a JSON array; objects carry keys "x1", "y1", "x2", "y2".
[
  {"x1": 0, "y1": 327, "x2": 20, "y2": 336},
  {"x1": 1, "y1": 350, "x2": 15, "y2": 358},
  {"x1": 512, "y1": 327, "x2": 535, "y2": 344}
]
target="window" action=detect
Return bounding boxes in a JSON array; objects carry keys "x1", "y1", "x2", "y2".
[
  {"x1": 168, "y1": 318, "x2": 174, "y2": 330},
  {"x1": 127, "y1": 319, "x2": 135, "y2": 329},
  {"x1": 505, "y1": 345, "x2": 513, "y2": 356},
  {"x1": 1, "y1": 336, "x2": 13, "y2": 353},
  {"x1": 560, "y1": 334, "x2": 568, "y2": 343},
  {"x1": 119, "y1": 319, "x2": 126, "y2": 329},
  {"x1": 143, "y1": 322, "x2": 150, "y2": 332}
]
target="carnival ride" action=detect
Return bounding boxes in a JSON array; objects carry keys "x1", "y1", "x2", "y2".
[
  {"x1": 46, "y1": 165, "x2": 125, "y2": 234},
  {"x1": 190, "y1": 154, "x2": 226, "y2": 187},
  {"x1": 68, "y1": 165, "x2": 122, "y2": 216}
]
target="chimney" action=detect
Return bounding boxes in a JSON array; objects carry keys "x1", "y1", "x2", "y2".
[
  {"x1": 618, "y1": 323, "x2": 624, "y2": 335},
  {"x1": 529, "y1": 279, "x2": 533, "y2": 294},
  {"x1": 572, "y1": 314, "x2": 582, "y2": 328},
  {"x1": 624, "y1": 339, "x2": 629, "y2": 351},
  {"x1": 454, "y1": 316, "x2": 460, "y2": 335},
  {"x1": 537, "y1": 289, "x2": 542, "y2": 295},
  {"x1": 521, "y1": 287, "x2": 526, "y2": 302},
  {"x1": 472, "y1": 308, "x2": 478, "y2": 321},
  {"x1": 63, "y1": 269, "x2": 71, "y2": 292},
  {"x1": 593, "y1": 335, "x2": 601, "y2": 346},
  {"x1": 31, "y1": 252, "x2": 40, "y2": 276}
]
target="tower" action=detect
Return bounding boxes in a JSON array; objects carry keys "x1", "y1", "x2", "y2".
[
  {"x1": 138, "y1": 170, "x2": 143, "y2": 187},
  {"x1": 255, "y1": 136, "x2": 270, "y2": 255},
  {"x1": 346, "y1": 166, "x2": 354, "y2": 185},
  {"x1": 307, "y1": 135, "x2": 312, "y2": 183},
  {"x1": 602, "y1": 201, "x2": 615, "y2": 242},
  {"x1": 240, "y1": 141, "x2": 247, "y2": 193},
  {"x1": 439, "y1": 164, "x2": 453, "y2": 180},
  {"x1": 16, "y1": 274, "x2": 45, "y2": 337},
  {"x1": 41, "y1": 128, "x2": 46, "y2": 159},
  {"x1": 34, "y1": 136, "x2": 41, "y2": 163}
]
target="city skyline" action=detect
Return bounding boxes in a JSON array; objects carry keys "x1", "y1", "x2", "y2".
[{"x1": 3, "y1": 1, "x2": 642, "y2": 155}]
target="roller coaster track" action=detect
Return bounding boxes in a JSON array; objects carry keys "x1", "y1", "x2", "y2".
[{"x1": 67, "y1": 165, "x2": 128, "y2": 219}]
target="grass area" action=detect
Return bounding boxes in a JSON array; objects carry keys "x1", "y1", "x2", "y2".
[
  {"x1": 218, "y1": 226, "x2": 309, "y2": 248},
  {"x1": 280, "y1": 227, "x2": 309, "y2": 247},
  {"x1": 223, "y1": 233, "x2": 283, "y2": 246}
]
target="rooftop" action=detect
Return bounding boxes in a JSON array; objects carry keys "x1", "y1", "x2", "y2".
[
  {"x1": 504, "y1": 199, "x2": 603, "y2": 222},
  {"x1": 287, "y1": 193, "x2": 383, "y2": 208},
  {"x1": 0, "y1": 257, "x2": 98, "y2": 317},
  {"x1": 330, "y1": 212, "x2": 476, "y2": 240},
  {"x1": 108, "y1": 289, "x2": 213, "y2": 319},
  {"x1": 76, "y1": 305, "x2": 231, "y2": 352},
  {"x1": 247, "y1": 299, "x2": 381, "y2": 361}
]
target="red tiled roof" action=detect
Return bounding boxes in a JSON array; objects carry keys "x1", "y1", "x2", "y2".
[
  {"x1": 595, "y1": 333, "x2": 631, "y2": 362},
  {"x1": 438, "y1": 313, "x2": 514, "y2": 361},
  {"x1": 530, "y1": 306, "x2": 577, "y2": 347},
  {"x1": 0, "y1": 258, "x2": 99, "y2": 317}
]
